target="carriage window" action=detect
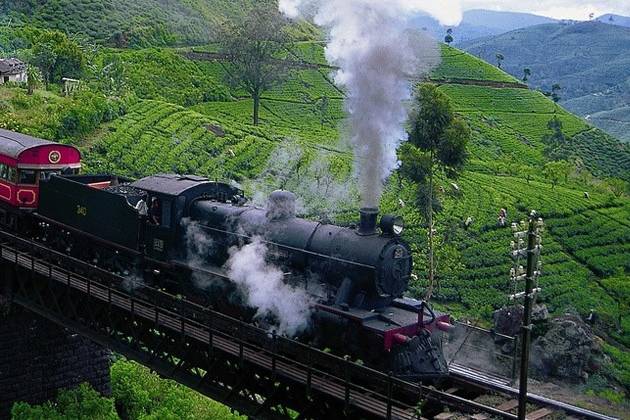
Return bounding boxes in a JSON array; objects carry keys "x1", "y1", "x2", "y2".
[
  {"x1": 0, "y1": 164, "x2": 17, "y2": 183},
  {"x1": 18, "y1": 170, "x2": 37, "y2": 185}
]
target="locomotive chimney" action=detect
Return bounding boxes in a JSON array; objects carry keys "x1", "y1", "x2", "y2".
[{"x1": 358, "y1": 207, "x2": 379, "y2": 236}]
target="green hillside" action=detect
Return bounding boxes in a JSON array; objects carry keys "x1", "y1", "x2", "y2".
[
  {"x1": 460, "y1": 21, "x2": 630, "y2": 143},
  {"x1": 0, "y1": 0, "x2": 317, "y2": 46},
  {"x1": 0, "y1": 20, "x2": 628, "y2": 400},
  {"x1": 84, "y1": 47, "x2": 630, "y2": 350}
]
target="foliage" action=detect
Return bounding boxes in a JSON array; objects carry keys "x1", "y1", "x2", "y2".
[
  {"x1": 400, "y1": 83, "x2": 470, "y2": 298},
  {"x1": 31, "y1": 29, "x2": 86, "y2": 85},
  {"x1": 96, "y1": 48, "x2": 230, "y2": 106},
  {"x1": 543, "y1": 160, "x2": 572, "y2": 189},
  {"x1": 111, "y1": 358, "x2": 242, "y2": 419},
  {"x1": 11, "y1": 383, "x2": 117, "y2": 420},
  {"x1": 218, "y1": 5, "x2": 293, "y2": 124}
]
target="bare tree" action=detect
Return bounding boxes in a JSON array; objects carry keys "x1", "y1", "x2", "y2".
[{"x1": 218, "y1": 6, "x2": 293, "y2": 125}]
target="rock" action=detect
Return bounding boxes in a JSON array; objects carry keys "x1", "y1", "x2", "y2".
[
  {"x1": 530, "y1": 314, "x2": 609, "y2": 383},
  {"x1": 531, "y1": 304, "x2": 549, "y2": 322},
  {"x1": 493, "y1": 305, "x2": 524, "y2": 337}
]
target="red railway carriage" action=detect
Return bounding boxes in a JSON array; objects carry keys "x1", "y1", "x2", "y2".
[{"x1": 0, "y1": 129, "x2": 81, "y2": 209}]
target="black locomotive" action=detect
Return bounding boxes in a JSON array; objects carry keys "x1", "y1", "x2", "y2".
[{"x1": 27, "y1": 173, "x2": 451, "y2": 379}]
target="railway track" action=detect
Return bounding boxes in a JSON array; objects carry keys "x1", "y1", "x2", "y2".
[
  {"x1": 444, "y1": 364, "x2": 619, "y2": 420},
  {"x1": 0, "y1": 229, "x2": 620, "y2": 420}
]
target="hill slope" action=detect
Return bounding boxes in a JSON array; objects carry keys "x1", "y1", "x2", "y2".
[
  {"x1": 460, "y1": 21, "x2": 630, "y2": 142},
  {"x1": 0, "y1": 0, "x2": 269, "y2": 46},
  {"x1": 0, "y1": 25, "x2": 628, "y2": 399}
]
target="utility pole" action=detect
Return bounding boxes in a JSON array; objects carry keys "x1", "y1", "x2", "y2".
[{"x1": 513, "y1": 211, "x2": 543, "y2": 420}]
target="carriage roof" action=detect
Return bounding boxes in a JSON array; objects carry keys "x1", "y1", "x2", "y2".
[{"x1": 0, "y1": 129, "x2": 81, "y2": 166}]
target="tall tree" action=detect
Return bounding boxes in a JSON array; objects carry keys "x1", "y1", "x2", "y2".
[
  {"x1": 444, "y1": 28, "x2": 454, "y2": 45},
  {"x1": 551, "y1": 83, "x2": 562, "y2": 103},
  {"x1": 219, "y1": 6, "x2": 292, "y2": 125},
  {"x1": 26, "y1": 64, "x2": 42, "y2": 95},
  {"x1": 399, "y1": 84, "x2": 470, "y2": 299},
  {"x1": 496, "y1": 53, "x2": 504, "y2": 69}
]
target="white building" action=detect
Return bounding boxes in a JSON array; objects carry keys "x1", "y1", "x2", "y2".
[{"x1": 0, "y1": 58, "x2": 27, "y2": 84}]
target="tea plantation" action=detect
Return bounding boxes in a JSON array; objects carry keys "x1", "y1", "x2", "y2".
[{"x1": 1, "y1": 29, "x2": 628, "y2": 399}]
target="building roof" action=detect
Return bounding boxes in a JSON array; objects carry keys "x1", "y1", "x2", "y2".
[
  {"x1": 131, "y1": 174, "x2": 211, "y2": 196},
  {"x1": 0, "y1": 128, "x2": 58, "y2": 159},
  {"x1": 0, "y1": 58, "x2": 26, "y2": 76}
]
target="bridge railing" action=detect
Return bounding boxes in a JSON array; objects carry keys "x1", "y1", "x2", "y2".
[{"x1": 0, "y1": 228, "x2": 430, "y2": 417}]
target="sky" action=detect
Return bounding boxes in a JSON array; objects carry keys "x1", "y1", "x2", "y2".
[{"x1": 460, "y1": 0, "x2": 630, "y2": 20}]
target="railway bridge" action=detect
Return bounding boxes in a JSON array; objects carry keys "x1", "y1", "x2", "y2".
[{"x1": 0, "y1": 229, "x2": 617, "y2": 420}]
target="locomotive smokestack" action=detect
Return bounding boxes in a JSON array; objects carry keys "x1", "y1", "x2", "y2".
[{"x1": 358, "y1": 207, "x2": 378, "y2": 236}]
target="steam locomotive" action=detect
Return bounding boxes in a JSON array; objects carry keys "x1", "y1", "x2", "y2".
[{"x1": 0, "y1": 129, "x2": 450, "y2": 379}]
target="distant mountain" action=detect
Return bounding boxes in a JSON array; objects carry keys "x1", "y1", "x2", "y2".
[
  {"x1": 412, "y1": 9, "x2": 557, "y2": 43},
  {"x1": 597, "y1": 13, "x2": 630, "y2": 28},
  {"x1": 461, "y1": 21, "x2": 630, "y2": 142}
]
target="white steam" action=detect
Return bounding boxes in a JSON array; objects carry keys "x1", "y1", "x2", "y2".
[
  {"x1": 280, "y1": 0, "x2": 461, "y2": 208},
  {"x1": 226, "y1": 237, "x2": 313, "y2": 336}
]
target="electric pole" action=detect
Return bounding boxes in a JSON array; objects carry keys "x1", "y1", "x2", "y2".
[{"x1": 511, "y1": 211, "x2": 544, "y2": 420}]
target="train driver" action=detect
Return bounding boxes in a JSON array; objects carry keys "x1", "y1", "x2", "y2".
[{"x1": 150, "y1": 197, "x2": 161, "y2": 225}]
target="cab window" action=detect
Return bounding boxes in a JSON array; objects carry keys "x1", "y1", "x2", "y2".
[
  {"x1": 18, "y1": 170, "x2": 37, "y2": 185},
  {"x1": 161, "y1": 200, "x2": 172, "y2": 228},
  {"x1": 40, "y1": 170, "x2": 61, "y2": 182}
]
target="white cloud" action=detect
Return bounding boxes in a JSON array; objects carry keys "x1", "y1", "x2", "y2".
[{"x1": 461, "y1": 0, "x2": 630, "y2": 20}]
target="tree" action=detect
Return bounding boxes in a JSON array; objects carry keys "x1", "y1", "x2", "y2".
[
  {"x1": 542, "y1": 115, "x2": 567, "y2": 159},
  {"x1": 522, "y1": 68, "x2": 531, "y2": 82},
  {"x1": 31, "y1": 30, "x2": 86, "y2": 87},
  {"x1": 543, "y1": 160, "x2": 571, "y2": 189},
  {"x1": 551, "y1": 83, "x2": 561, "y2": 103},
  {"x1": 32, "y1": 41, "x2": 57, "y2": 88},
  {"x1": 399, "y1": 84, "x2": 470, "y2": 299},
  {"x1": 444, "y1": 28, "x2": 454, "y2": 45},
  {"x1": 218, "y1": 6, "x2": 292, "y2": 125},
  {"x1": 496, "y1": 53, "x2": 504, "y2": 69},
  {"x1": 26, "y1": 64, "x2": 42, "y2": 95},
  {"x1": 606, "y1": 178, "x2": 628, "y2": 198}
]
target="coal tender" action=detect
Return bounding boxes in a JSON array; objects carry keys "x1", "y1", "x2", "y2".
[{"x1": 189, "y1": 188, "x2": 451, "y2": 379}]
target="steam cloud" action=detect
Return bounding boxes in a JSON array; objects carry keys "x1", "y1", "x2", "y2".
[
  {"x1": 225, "y1": 237, "x2": 313, "y2": 336},
  {"x1": 183, "y1": 218, "x2": 314, "y2": 337},
  {"x1": 279, "y1": 0, "x2": 462, "y2": 208},
  {"x1": 247, "y1": 139, "x2": 358, "y2": 219}
]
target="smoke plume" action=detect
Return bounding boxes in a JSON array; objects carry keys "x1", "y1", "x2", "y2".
[
  {"x1": 280, "y1": 0, "x2": 462, "y2": 208},
  {"x1": 226, "y1": 237, "x2": 313, "y2": 336},
  {"x1": 247, "y1": 139, "x2": 358, "y2": 219}
]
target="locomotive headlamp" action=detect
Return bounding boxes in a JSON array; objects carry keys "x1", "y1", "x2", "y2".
[{"x1": 380, "y1": 215, "x2": 404, "y2": 236}]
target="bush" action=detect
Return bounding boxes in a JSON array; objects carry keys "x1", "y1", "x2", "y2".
[
  {"x1": 56, "y1": 90, "x2": 126, "y2": 139},
  {"x1": 11, "y1": 383, "x2": 117, "y2": 420},
  {"x1": 111, "y1": 359, "x2": 242, "y2": 419}
]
